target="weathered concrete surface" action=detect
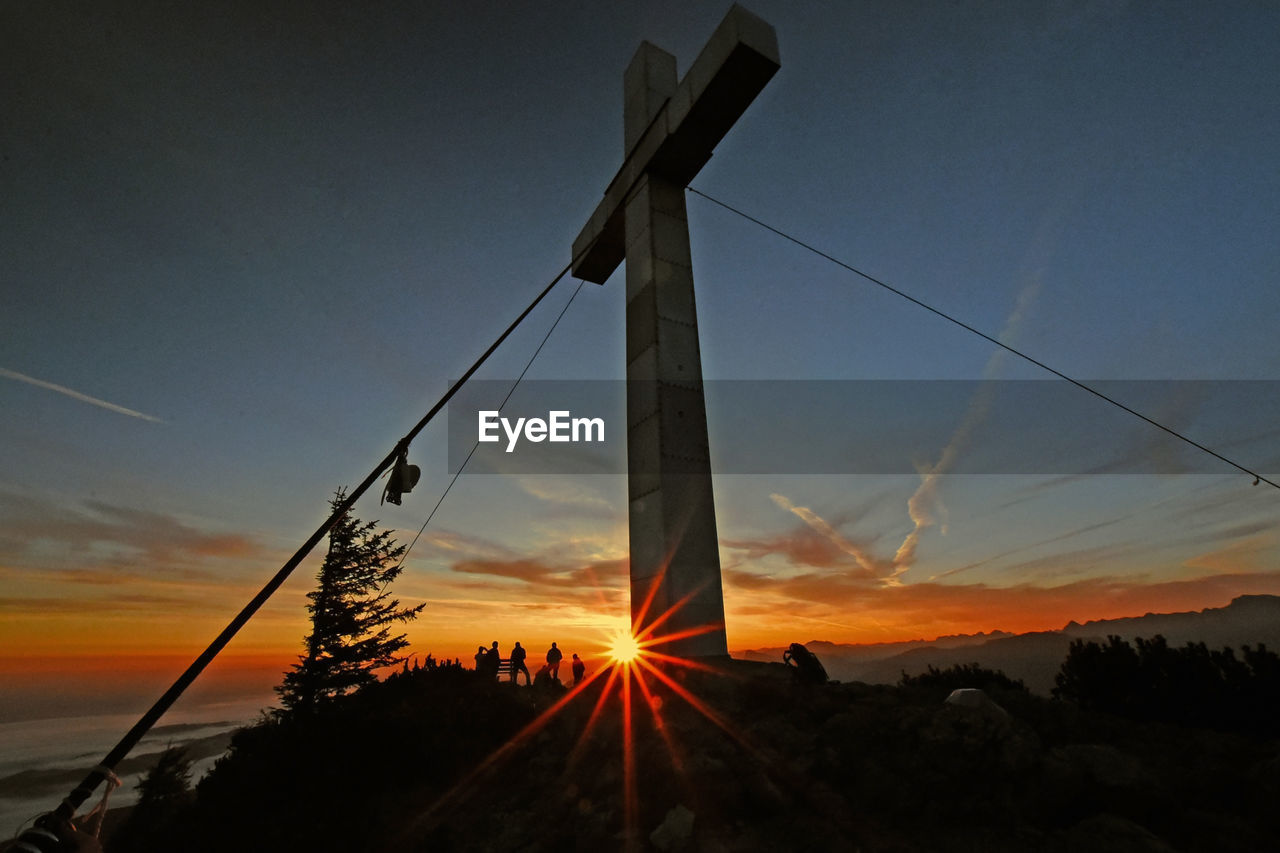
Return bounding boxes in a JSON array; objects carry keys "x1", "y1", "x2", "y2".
[
  {"x1": 570, "y1": 6, "x2": 779, "y2": 657},
  {"x1": 572, "y1": 4, "x2": 779, "y2": 284}
]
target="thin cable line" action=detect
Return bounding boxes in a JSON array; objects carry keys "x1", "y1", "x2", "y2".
[
  {"x1": 50, "y1": 261, "x2": 577, "y2": 822},
  {"x1": 396, "y1": 279, "x2": 589, "y2": 569},
  {"x1": 687, "y1": 185, "x2": 1278, "y2": 491}
]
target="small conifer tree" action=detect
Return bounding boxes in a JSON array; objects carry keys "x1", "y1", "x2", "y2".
[
  {"x1": 278, "y1": 489, "x2": 424, "y2": 712},
  {"x1": 136, "y1": 745, "x2": 194, "y2": 807},
  {"x1": 111, "y1": 746, "x2": 194, "y2": 852}
]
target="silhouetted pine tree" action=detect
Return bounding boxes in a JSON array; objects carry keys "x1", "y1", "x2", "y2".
[{"x1": 277, "y1": 489, "x2": 423, "y2": 712}]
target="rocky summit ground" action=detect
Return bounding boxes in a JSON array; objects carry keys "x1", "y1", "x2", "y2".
[{"x1": 118, "y1": 660, "x2": 1278, "y2": 852}]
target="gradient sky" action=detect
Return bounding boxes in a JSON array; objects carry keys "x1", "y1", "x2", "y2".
[{"x1": 3, "y1": 1, "x2": 1279, "y2": 701}]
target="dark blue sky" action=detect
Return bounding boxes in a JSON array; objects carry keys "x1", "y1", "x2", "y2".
[{"x1": 2, "y1": 1, "x2": 1278, "y2": 657}]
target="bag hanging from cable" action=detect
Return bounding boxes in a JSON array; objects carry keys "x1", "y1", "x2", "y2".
[{"x1": 382, "y1": 446, "x2": 420, "y2": 505}]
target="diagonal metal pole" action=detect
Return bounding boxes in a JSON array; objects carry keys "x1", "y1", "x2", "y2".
[{"x1": 51, "y1": 261, "x2": 573, "y2": 821}]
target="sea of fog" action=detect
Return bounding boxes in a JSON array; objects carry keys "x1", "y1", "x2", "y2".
[{"x1": 0, "y1": 694, "x2": 271, "y2": 839}]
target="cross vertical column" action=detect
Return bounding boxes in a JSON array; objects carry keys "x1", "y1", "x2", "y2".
[
  {"x1": 623, "y1": 44, "x2": 727, "y2": 658},
  {"x1": 571, "y1": 6, "x2": 778, "y2": 659}
]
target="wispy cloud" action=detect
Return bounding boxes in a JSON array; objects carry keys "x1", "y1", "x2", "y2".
[
  {"x1": 928, "y1": 514, "x2": 1136, "y2": 581},
  {"x1": 723, "y1": 567, "x2": 1280, "y2": 638},
  {"x1": 439, "y1": 554, "x2": 629, "y2": 617},
  {"x1": 451, "y1": 556, "x2": 627, "y2": 590},
  {"x1": 0, "y1": 492, "x2": 264, "y2": 574},
  {"x1": 724, "y1": 493, "x2": 895, "y2": 580},
  {"x1": 1, "y1": 367, "x2": 165, "y2": 423},
  {"x1": 411, "y1": 529, "x2": 519, "y2": 561},
  {"x1": 517, "y1": 477, "x2": 617, "y2": 516},
  {"x1": 0, "y1": 592, "x2": 214, "y2": 614},
  {"x1": 892, "y1": 277, "x2": 1042, "y2": 579},
  {"x1": 1183, "y1": 535, "x2": 1275, "y2": 575}
]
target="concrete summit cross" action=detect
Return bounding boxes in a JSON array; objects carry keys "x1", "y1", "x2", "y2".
[{"x1": 571, "y1": 6, "x2": 779, "y2": 658}]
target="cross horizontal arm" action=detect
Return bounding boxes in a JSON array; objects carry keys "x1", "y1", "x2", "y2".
[{"x1": 571, "y1": 4, "x2": 779, "y2": 284}]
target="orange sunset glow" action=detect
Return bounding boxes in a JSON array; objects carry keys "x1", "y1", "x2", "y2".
[
  {"x1": 3, "y1": 0, "x2": 1278, "y2": 793},
  {"x1": 5, "y1": 3, "x2": 1280, "y2": 849},
  {"x1": 3, "y1": 508, "x2": 1280, "y2": 715}
]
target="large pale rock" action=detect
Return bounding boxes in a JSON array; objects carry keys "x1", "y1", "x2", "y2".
[{"x1": 650, "y1": 803, "x2": 695, "y2": 852}]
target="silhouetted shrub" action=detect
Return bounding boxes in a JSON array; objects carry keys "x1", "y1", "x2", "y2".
[
  {"x1": 180, "y1": 665, "x2": 542, "y2": 853},
  {"x1": 899, "y1": 662, "x2": 1029, "y2": 694},
  {"x1": 103, "y1": 660, "x2": 1280, "y2": 852},
  {"x1": 1053, "y1": 635, "x2": 1280, "y2": 734},
  {"x1": 109, "y1": 746, "x2": 194, "y2": 853}
]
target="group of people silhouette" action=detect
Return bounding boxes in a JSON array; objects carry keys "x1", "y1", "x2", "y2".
[{"x1": 475, "y1": 641, "x2": 585, "y2": 686}]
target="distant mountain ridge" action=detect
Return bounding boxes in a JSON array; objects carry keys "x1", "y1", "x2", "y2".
[{"x1": 736, "y1": 594, "x2": 1280, "y2": 694}]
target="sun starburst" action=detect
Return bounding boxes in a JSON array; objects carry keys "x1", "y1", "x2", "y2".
[
  {"x1": 607, "y1": 628, "x2": 642, "y2": 664},
  {"x1": 404, "y1": 564, "x2": 753, "y2": 850}
]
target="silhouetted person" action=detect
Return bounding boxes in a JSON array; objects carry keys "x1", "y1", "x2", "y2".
[
  {"x1": 475, "y1": 645, "x2": 486, "y2": 671},
  {"x1": 546, "y1": 642, "x2": 563, "y2": 681},
  {"x1": 571, "y1": 653, "x2": 585, "y2": 685},
  {"x1": 533, "y1": 663, "x2": 553, "y2": 688},
  {"x1": 510, "y1": 641, "x2": 530, "y2": 685},
  {"x1": 486, "y1": 641, "x2": 501, "y2": 680},
  {"x1": 783, "y1": 642, "x2": 828, "y2": 685}
]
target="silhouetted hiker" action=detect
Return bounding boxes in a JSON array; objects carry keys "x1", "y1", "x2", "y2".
[
  {"x1": 486, "y1": 641, "x2": 501, "y2": 680},
  {"x1": 510, "y1": 641, "x2": 531, "y2": 685},
  {"x1": 571, "y1": 653, "x2": 585, "y2": 685},
  {"x1": 475, "y1": 645, "x2": 486, "y2": 671},
  {"x1": 546, "y1": 642, "x2": 563, "y2": 681},
  {"x1": 783, "y1": 642, "x2": 828, "y2": 685},
  {"x1": 533, "y1": 662, "x2": 553, "y2": 688}
]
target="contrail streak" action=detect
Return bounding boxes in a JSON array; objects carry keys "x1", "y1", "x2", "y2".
[
  {"x1": 1, "y1": 367, "x2": 165, "y2": 424},
  {"x1": 891, "y1": 276, "x2": 1042, "y2": 578},
  {"x1": 769, "y1": 492, "x2": 887, "y2": 579}
]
